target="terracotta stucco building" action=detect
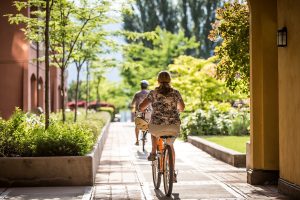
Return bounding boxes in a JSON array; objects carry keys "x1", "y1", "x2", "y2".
[{"x1": 0, "y1": 1, "x2": 64, "y2": 119}]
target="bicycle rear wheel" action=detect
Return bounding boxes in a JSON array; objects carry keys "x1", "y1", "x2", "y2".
[
  {"x1": 163, "y1": 145, "x2": 174, "y2": 196},
  {"x1": 142, "y1": 131, "x2": 147, "y2": 152},
  {"x1": 152, "y1": 151, "x2": 161, "y2": 189}
]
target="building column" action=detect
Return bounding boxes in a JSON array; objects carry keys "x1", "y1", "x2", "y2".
[{"x1": 248, "y1": 0, "x2": 279, "y2": 185}]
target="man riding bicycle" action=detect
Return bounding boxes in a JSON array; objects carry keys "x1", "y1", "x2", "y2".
[{"x1": 131, "y1": 80, "x2": 150, "y2": 145}]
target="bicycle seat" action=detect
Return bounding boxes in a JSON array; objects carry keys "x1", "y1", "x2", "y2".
[{"x1": 160, "y1": 136, "x2": 175, "y2": 139}]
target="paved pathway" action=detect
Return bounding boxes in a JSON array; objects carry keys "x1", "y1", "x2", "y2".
[
  {"x1": 94, "y1": 122, "x2": 288, "y2": 200},
  {"x1": 0, "y1": 186, "x2": 92, "y2": 199}
]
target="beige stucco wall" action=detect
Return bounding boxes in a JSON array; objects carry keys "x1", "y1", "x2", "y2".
[{"x1": 277, "y1": 0, "x2": 300, "y2": 186}]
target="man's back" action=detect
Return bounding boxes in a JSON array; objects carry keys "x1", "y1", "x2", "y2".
[{"x1": 132, "y1": 90, "x2": 149, "y2": 109}]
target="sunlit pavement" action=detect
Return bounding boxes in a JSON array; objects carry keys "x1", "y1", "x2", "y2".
[
  {"x1": 0, "y1": 186, "x2": 92, "y2": 199},
  {"x1": 94, "y1": 122, "x2": 288, "y2": 200},
  {"x1": 0, "y1": 122, "x2": 288, "y2": 200}
]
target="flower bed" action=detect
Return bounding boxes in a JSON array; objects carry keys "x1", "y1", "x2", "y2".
[
  {"x1": 181, "y1": 105, "x2": 250, "y2": 140},
  {"x1": 0, "y1": 109, "x2": 108, "y2": 157},
  {"x1": 0, "y1": 109, "x2": 111, "y2": 186}
]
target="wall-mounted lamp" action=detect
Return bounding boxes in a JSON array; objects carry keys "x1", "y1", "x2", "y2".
[
  {"x1": 277, "y1": 27, "x2": 287, "y2": 47},
  {"x1": 38, "y1": 82, "x2": 42, "y2": 90}
]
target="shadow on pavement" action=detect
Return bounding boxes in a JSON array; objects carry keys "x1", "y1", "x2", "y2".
[
  {"x1": 136, "y1": 150, "x2": 149, "y2": 159},
  {"x1": 154, "y1": 189, "x2": 181, "y2": 200}
]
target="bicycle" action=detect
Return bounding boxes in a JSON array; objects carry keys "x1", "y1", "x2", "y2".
[
  {"x1": 152, "y1": 135, "x2": 176, "y2": 196},
  {"x1": 140, "y1": 130, "x2": 148, "y2": 152},
  {"x1": 135, "y1": 110, "x2": 151, "y2": 152}
]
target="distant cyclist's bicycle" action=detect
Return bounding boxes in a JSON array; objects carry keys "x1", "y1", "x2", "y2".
[
  {"x1": 134, "y1": 111, "x2": 149, "y2": 152},
  {"x1": 140, "y1": 130, "x2": 148, "y2": 152},
  {"x1": 152, "y1": 135, "x2": 175, "y2": 196}
]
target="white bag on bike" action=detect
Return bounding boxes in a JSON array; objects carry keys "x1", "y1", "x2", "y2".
[{"x1": 148, "y1": 124, "x2": 180, "y2": 138}]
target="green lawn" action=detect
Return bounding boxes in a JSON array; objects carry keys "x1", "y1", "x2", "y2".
[{"x1": 201, "y1": 136, "x2": 250, "y2": 153}]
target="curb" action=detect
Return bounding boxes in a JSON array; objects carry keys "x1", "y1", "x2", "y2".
[
  {"x1": 187, "y1": 136, "x2": 246, "y2": 168},
  {"x1": 0, "y1": 117, "x2": 111, "y2": 187}
]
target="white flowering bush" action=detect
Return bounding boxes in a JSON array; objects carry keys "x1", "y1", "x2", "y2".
[{"x1": 181, "y1": 105, "x2": 250, "y2": 140}]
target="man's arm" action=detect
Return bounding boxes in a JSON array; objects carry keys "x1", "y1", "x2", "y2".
[{"x1": 139, "y1": 98, "x2": 150, "y2": 112}]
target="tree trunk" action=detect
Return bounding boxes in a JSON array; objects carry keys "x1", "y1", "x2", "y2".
[
  {"x1": 61, "y1": 30, "x2": 66, "y2": 122},
  {"x1": 74, "y1": 65, "x2": 80, "y2": 122},
  {"x1": 45, "y1": 0, "x2": 50, "y2": 129},
  {"x1": 36, "y1": 42, "x2": 40, "y2": 108},
  {"x1": 85, "y1": 62, "x2": 90, "y2": 118},
  {"x1": 96, "y1": 78, "x2": 101, "y2": 103},
  {"x1": 61, "y1": 67, "x2": 66, "y2": 122}
]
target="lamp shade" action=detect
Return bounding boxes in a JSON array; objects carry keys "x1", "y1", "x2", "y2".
[{"x1": 277, "y1": 27, "x2": 287, "y2": 47}]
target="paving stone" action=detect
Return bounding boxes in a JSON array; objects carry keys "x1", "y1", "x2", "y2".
[
  {"x1": 93, "y1": 122, "x2": 288, "y2": 200},
  {"x1": 0, "y1": 187, "x2": 90, "y2": 200}
]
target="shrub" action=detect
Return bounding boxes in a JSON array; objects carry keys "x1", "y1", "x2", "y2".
[
  {"x1": 181, "y1": 105, "x2": 249, "y2": 140},
  {"x1": 0, "y1": 108, "x2": 108, "y2": 157},
  {"x1": 35, "y1": 122, "x2": 93, "y2": 156},
  {"x1": 228, "y1": 108, "x2": 250, "y2": 136}
]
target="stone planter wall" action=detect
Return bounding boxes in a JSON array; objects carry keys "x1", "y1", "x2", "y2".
[
  {"x1": 188, "y1": 136, "x2": 246, "y2": 168},
  {"x1": 0, "y1": 118, "x2": 110, "y2": 187}
]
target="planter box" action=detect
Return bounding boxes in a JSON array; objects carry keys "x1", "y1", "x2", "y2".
[
  {"x1": 188, "y1": 136, "x2": 246, "y2": 168},
  {"x1": 0, "y1": 119, "x2": 110, "y2": 187}
]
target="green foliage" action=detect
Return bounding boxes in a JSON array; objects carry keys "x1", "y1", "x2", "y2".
[
  {"x1": 0, "y1": 108, "x2": 109, "y2": 157},
  {"x1": 122, "y1": 0, "x2": 222, "y2": 58},
  {"x1": 228, "y1": 108, "x2": 250, "y2": 136},
  {"x1": 209, "y1": 1, "x2": 250, "y2": 93},
  {"x1": 169, "y1": 56, "x2": 245, "y2": 111},
  {"x1": 181, "y1": 105, "x2": 250, "y2": 140},
  {"x1": 7, "y1": 0, "x2": 117, "y2": 122},
  {"x1": 35, "y1": 122, "x2": 93, "y2": 156},
  {"x1": 122, "y1": 27, "x2": 199, "y2": 96}
]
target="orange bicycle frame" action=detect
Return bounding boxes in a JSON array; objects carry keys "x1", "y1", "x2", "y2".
[{"x1": 157, "y1": 138, "x2": 164, "y2": 171}]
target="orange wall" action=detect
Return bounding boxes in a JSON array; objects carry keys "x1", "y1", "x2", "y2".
[
  {"x1": 0, "y1": 0, "x2": 28, "y2": 119},
  {"x1": 278, "y1": 0, "x2": 300, "y2": 186}
]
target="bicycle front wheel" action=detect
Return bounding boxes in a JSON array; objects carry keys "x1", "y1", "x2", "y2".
[{"x1": 163, "y1": 145, "x2": 174, "y2": 196}]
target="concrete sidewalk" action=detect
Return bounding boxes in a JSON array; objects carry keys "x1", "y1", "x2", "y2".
[
  {"x1": 0, "y1": 186, "x2": 92, "y2": 199},
  {"x1": 0, "y1": 122, "x2": 288, "y2": 199},
  {"x1": 94, "y1": 122, "x2": 288, "y2": 200}
]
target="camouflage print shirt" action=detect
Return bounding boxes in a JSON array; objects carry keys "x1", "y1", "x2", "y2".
[{"x1": 146, "y1": 88, "x2": 183, "y2": 125}]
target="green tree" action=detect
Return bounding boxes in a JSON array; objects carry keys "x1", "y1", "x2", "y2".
[
  {"x1": 49, "y1": 0, "x2": 112, "y2": 122},
  {"x1": 169, "y1": 55, "x2": 242, "y2": 111},
  {"x1": 91, "y1": 59, "x2": 117, "y2": 103},
  {"x1": 7, "y1": 0, "x2": 114, "y2": 123},
  {"x1": 123, "y1": 0, "x2": 221, "y2": 58},
  {"x1": 122, "y1": 27, "x2": 199, "y2": 95},
  {"x1": 209, "y1": 1, "x2": 250, "y2": 94},
  {"x1": 123, "y1": 0, "x2": 179, "y2": 36},
  {"x1": 71, "y1": 12, "x2": 114, "y2": 122},
  {"x1": 7, "y1": 0, "x2": 53, "y2": 128}
]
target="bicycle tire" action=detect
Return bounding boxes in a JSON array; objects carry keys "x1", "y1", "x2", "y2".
[
  {"x1": 152, "y1": 148, "x2": 161, "y2": 189},
  {"x1": 163, "y1": 145, "x2": 174, "y2": 196},
  {"x1": 142, "y1": 131, "x2": 147, "y2": 152}
]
